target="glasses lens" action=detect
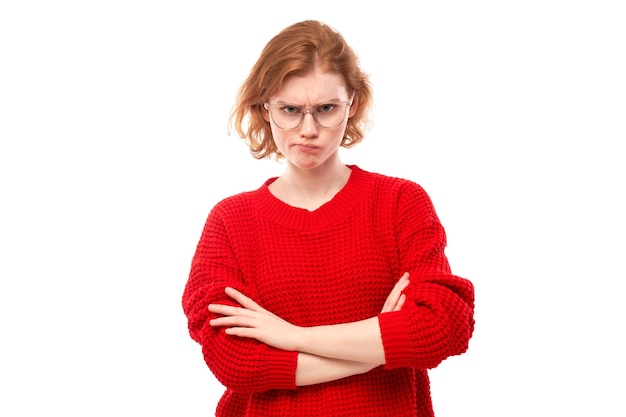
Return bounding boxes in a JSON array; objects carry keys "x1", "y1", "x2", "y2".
[
  {"x1": 271, "y1": 105, "x2": 302, "y2": 130},
  {"x1": 314, "y1": 103, "x2": 348, "y2": 128}
]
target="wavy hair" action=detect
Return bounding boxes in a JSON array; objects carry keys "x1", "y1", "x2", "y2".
[{"x1": 228, "y1": 20, "x2": 373, "y2": 159}]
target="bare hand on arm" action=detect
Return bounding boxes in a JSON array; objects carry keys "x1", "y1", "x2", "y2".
[
  {"x1": 208, "y1": 287, "x2": 301, "y2": 351},
  {"x1": 381, "y1": 272, "x2": 410, "y2": 313}
]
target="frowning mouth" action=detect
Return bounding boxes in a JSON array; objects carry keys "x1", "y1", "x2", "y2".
[{"x1": 293, "y1": 143, "x2": 318, "y2": 152}]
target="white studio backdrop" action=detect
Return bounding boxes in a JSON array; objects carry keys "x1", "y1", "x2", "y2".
[{"x1": 1, "y1": 1, "x2": 624, "y2": 416}]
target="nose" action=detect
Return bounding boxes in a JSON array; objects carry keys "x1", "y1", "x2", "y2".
[{"x1": 299, "y1": 112, "x2": 319, "y2": 137}]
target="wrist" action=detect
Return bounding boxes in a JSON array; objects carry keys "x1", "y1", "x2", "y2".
[{"x1": 294, "y1": 326, "x2": 312, "y2": 353}]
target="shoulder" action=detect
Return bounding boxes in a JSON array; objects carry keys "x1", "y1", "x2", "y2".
[
  {"x1": 353, "y1": 166, "x2": 439, "y2": 223},
  {"x1": 354, "y1": 166, "x2": 431, "y2": 202},
  {"x1": 209, "y1": 179, "x2": 273, "y2": 218}
]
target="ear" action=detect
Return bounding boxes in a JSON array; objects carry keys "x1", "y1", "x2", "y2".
[
  {"x1": 348, "y1": 95, "x2": 359, "y2": 118},
  {"x1": 261, "y1": 103, "x2": 271, "y2": 122}
]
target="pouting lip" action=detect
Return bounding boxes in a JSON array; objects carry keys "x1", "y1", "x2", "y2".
[{"x1": 292, "y1": 143, "x2": 318, "y2": 149}]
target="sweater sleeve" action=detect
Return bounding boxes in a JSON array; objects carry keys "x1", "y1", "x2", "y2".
[
  {"x1": 378, "y1": 182, "x2": 475, "y2": 370},
  {"x1": 182, "y1": 203, "x2": 298, "y2": 393}
]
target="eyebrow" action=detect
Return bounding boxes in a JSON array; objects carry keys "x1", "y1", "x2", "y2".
[{"x1": 270, "y1": 99, "x2": 347, "y2": 106}]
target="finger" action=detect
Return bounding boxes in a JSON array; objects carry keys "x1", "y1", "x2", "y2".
[
  {"x1": 381, "y1": 291, "x2": 397, "y2": 313},
  {"x1": 382, "y1": 288, "x2": 402, "y2": 313},
  {"x1": 208, "y1": 303, "x2": 253, "y2": 317},
  {"x1": 389, "y1": 273, "x2": 410, "y2": 298},
  {"x1": 381, "y1": 273, "x2": 410, "y2": 313},
  {"x1": 224, "y1": 327, "x2": 244, "y2": 336},
  {"x1": 397, "y1": 272, "x2": 410, "y2": 287},
  {"x1": 224, "y1": 326, "x2": 257, "y2": 338},
  {"x1": 209, "y1": 315, "x2": 253, "y2": 328},
  {"x1": 224, "y1": 287, "x2": 263, "y2": 311},
  {"x1": 394, "y1": 294, "x2": 406, "y2": 312}
]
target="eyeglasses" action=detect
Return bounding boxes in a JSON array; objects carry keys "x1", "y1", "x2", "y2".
[{"x1": 263, "y1": 100, "x2": 352, "y2": 130}]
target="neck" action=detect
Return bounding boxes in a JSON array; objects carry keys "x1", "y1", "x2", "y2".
[
  {"x1": 270, "y1": 160, "x2": 351, "y2": 211},
  {"x1": 283, "y1": 163, "x2": 350, "y2": 191}
]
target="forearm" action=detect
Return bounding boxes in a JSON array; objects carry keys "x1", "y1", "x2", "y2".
[
  {"x1": 296, "y1": 317, "x2": 386, "y2": 365},
  {"x1": 295, "y1": 352, "x2": 377, "y2": 386},
  {"x1": 209, "y1": 275, "x2": 409, "y2": 368}
]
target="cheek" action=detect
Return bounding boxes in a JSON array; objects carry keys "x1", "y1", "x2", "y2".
[{"x1": 270, "y1": 128, "x2": 287, "y2": 149}]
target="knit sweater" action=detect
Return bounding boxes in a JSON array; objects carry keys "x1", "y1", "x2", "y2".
[{"x1": 182, "y1": 165, "x2": 474, "y2": 417}]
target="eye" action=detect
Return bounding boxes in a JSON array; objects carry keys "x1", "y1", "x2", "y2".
[
  {"x1": 317, "y1": 103, "x2": 337, "y2": 113},
  {"x1": 280, "y1": 105, "x2": 301, "y2": 115}
]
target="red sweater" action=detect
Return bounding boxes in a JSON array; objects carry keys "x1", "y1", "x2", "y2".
[{"x1": 182, "y1": 165, "x2": 474, "y2": 417}]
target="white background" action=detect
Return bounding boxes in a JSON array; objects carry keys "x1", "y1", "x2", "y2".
[{"x1": 1, "y1": 1, "x2": 624, "y2": 416}]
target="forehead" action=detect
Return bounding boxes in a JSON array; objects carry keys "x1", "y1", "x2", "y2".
[{"x1": 272, "y1": 69, "x2": 349, "y2": 104}]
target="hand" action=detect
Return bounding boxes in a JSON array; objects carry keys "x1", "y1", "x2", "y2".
[
  {"x1": 380, "y1": 272, "x2": 410, "y2": 313},
  {"x1": 208, "y1": 287, "x2": 301, "y2": 351}
]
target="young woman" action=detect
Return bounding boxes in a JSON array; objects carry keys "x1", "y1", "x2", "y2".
[{"x1": 182, "y1": 20, "x2": 475, "y2": 417}]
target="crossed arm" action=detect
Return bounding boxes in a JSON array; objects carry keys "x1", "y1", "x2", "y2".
[{"x1": 208, "y1": 272, "x2": 410, "y2": 386}]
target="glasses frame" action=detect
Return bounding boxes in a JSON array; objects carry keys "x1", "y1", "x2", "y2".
[{"x1": 263, "y1": 100, "x2": 352, "y2": 130}]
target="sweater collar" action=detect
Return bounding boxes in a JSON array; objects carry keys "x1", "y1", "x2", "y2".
[{"x1": 252, "y1": 165, "x2": 370, "y2": 230}]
